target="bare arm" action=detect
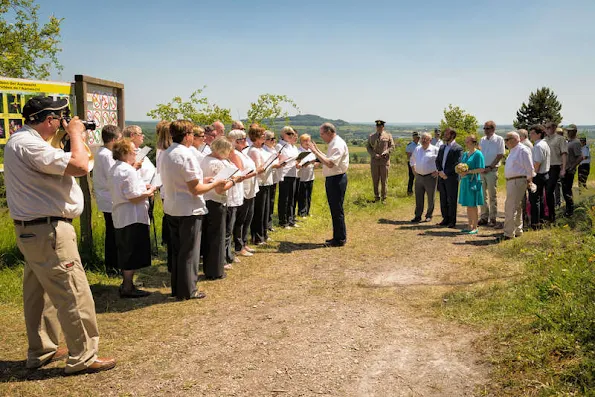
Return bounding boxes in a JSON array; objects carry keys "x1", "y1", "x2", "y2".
[
  {"x1": 186, "y1": 178, "x2": 226, "y2": 196},
  {"x1": 63, "y1": 117, "x2": 90, "y2": 177}
]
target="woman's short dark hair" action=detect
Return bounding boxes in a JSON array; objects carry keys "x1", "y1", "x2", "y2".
[
  {"x1": 529, "y1": 124, "x2": 546, "y2": 139},
  {"x1": 170, "y1": 120, "x2": 194, "y2": 144},
  {"x1": 102, "y1": 124, "x2": 121, "y2": 144}
]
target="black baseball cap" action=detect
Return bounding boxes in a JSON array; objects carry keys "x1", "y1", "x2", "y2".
[{"x1": 22, "y1": 96, "x2": 69, "y2": 122}]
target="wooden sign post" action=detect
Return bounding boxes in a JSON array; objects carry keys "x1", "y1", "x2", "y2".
[{"x1": 73, "y1": 75, "x2": 125, "y2": 262}]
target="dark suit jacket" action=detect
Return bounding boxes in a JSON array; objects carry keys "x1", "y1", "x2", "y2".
[{"x1": 436, "y1": 142, "x2": 463, "y2": 176}]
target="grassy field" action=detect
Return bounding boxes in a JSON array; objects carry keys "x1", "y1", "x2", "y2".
[{"x1": 1, "y1": 157, "x2": 595, "y2": 394}]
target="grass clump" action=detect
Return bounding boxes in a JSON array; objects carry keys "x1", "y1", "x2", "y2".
[{"x1": 443, "y1": 196, "x2": 595, "y2": 395}]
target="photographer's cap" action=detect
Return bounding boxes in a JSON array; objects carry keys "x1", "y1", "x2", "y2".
[
  {"x1": 375, "y1": 119, "x2": 385, "y2": 126},
  {"x1": 22, "y1": 96, "x2": 69, "y2": 122},
  {"x1": 412, "y1": 131, "x2": 420, "y2": 138},
  {"x1": 564, "y1": 123, "x2": 578, "y2": 131}
]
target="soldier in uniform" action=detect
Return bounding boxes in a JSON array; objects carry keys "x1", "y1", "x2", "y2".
[
  {"x1": 366, "y1": 120, "x2": 394, "y2": 202},
  {"x1": 4, "y1": 96, "x2": 115, "y2": 375}
]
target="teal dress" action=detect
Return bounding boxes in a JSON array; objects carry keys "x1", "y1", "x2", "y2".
[{"x1": 458, "y1": 150, "x2": 485, "y2": 207}]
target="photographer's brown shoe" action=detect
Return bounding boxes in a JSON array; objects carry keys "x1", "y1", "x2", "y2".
[{"x1": 65, "y1": 357, "x2": 116, "y2": 375}]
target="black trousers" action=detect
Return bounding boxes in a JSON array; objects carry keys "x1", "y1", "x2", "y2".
[
  {"x1": 202, "y1": 201, "x2": 226, "y2": 279},
  {"x1": 167, "y1": 215, "x2": 203, "y2": 299},
  {"x1": 562, "y1": 169, "x2": 576, "y2": 215},
  {"x1": 298, "y1": 180, "x2": 314, "y2": 216},
  {"x1": 251, "y1": 186, "x2": 270, "y2": 244},
  {"x1": 407, "y1": 163, "x2": 415, "y2": 194},
  {"x1": 529, "y1": 172, "x2": 548, "y2": 227},
  {"x1": 102, "y1": 212, "x2": 118, "y2": 274},
  {"x1": 234, "y1": 197, "x2": 255, "y2": 251},
  {"x1": 278, "y1": 176, "x2": 297, "y2": 226},
  {"x1": 161, "y1": 199, "x2": 172, "y2": 272},
  {"x1": 578, "y1": 163, "x2": 590, "y2": 189},
  {"x1": 437, "y1": 175, "x2": 459, "y2": 225},
  {"x1": 268, "y1": 183, "x2": 277, "y2": 230},
  {"x1": 326, "y1": 173, "x2": 348, "y2": 242},
  {"x1": 293, "y1": 178, "x2": 301, "y2": 218},
  {"x1": 225, "y1": 206, "x2": 238, "y2": 264},
  {"x1": 546, "y1": 165, "x2": 561, "y2": 221}
]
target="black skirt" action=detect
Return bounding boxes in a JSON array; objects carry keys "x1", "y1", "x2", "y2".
[{"x1": 114, "y1": 223, "x2": 152, "y2": 271}]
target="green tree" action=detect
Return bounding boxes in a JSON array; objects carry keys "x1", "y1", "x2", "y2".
[
  {"x1": 439, "y1": 104, "x2": 479, "y2": 144},
  {"x1": 147, "y1": 86, "x2": 232, "y2": 125},
  {"x1": 513, "y1": 87, "x2": 563, "y2": 130},
  {"x1": 0, "y1": 0, "x2": 63, "y2": 79},
  {"x1": 246, "y1": 94, "x2": 300, "y2": 130}
]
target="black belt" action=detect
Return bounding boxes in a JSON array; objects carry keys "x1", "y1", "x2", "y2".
[
  {"x1": 506, "y1": 175, "x2": 526, "y2": 181},
  {"x1": 418, "y1": 172, "x2": 435, "y2": 177},
  {"x1": 13, "y1": 217, "x2": 73, "y2": 227}
]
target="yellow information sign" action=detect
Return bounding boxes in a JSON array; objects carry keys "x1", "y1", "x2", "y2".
[{"x1": 0, "y1": 77, "x2": 72, "y2": 144}]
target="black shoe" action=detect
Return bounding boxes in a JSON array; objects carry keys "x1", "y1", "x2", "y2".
[
  {"x1": 206, "y1": 273, "x2": 227, "y2": 280},
  {"x1": 477, "y1": 219, "x2": 488, "y2": 226},
  {"x1": 437, "y1": 220, "x2": 449, "y2": 226},
  {"x1": 324, "y1": 239, "x2": 346, "y2": 247},
  {"x1": 447, "y1": 223, "x2": 457, "y2": 228},
  {"x1": 411, "y1": 217, "x2": 422, "y2": 223}
]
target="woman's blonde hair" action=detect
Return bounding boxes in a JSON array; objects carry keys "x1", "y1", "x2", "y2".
[
  {"x1": 299, "y1": 133, "x2": 311, "y2": 143},
  {"x1": 210, "y1": 137, "x2": 233, "y2": 156},
  {"x1": 112, "y1": 138, "x2": 135, "y2": 161}
]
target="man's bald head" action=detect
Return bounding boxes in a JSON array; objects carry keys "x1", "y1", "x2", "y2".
[
  {"x1": 231, "y1": 120, "x2": 244, "y2": 130},
  {"x1": 212, "y1": 121, "x2": 225, "y2": 137}
]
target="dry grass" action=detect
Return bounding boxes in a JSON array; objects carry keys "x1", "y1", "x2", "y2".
[{"x1": 0, "y1": 164, "x2": 512, "y2": 396}]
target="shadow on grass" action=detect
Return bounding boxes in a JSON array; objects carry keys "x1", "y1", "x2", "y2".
[
  {"x1": 91, "y1": 283, "x2": 172, "y2": 314},
  {"x1": 419, "y1": 230, "x2": 461, "y2": 237},
  {"x1": 0, "y1": 361, "x2": 65, "y2": 382},
  {"x1": 277, "y1": 241, "x2": 326, "y2": 253},
  {"x1": 453, "y1": 236, "x2": 499, "y2": 247}
]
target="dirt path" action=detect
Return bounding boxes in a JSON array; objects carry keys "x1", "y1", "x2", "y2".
[{"x1": 2, "y1": 201, "x2": 510, "y2": 396}]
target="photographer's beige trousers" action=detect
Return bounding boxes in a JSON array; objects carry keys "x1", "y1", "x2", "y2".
[{"x1": 16, "y1": 220, "x2": 99, "y2": 373}]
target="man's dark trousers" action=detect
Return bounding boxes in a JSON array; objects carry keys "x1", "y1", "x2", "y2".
[{"x1": 325, "y1": 173, "x2": 348, "y2": 242}]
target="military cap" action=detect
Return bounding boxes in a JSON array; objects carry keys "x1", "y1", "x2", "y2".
[{"x1": 375, "y1": 120, "x2": 385, "y2": 126}]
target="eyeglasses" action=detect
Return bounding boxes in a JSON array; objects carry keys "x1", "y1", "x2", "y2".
[
  {"x1": 483, "y1": 127, "x2": 494, "y2": 131},
  {"x1": 504, "y1": 137, "x2": 512, "y2": 141},
  {"x1": 285, "y1": 132, "x2": 296, "y2": 136},
  {"x1": 266, "y1": 138, "x2": 276, "y2": 141},
  {"x1": 195, "y1": 134, "x2": 205, "y2": 138},
  {"x1": 236, "y1": 138, "x2": 246, "y2": 142}
]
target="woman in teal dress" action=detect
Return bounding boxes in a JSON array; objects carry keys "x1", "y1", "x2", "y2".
[{"x1": 458, "y1": 135, "x2": 485, "y2": 234}]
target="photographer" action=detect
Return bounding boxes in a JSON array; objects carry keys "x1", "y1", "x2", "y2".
[{"x1": 4, "y1": 96, "x2": 115, "y2": 375}]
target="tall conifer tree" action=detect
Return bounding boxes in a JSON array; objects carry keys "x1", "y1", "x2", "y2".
[{"x1": 513, "y1": 87, "x2": 563, "y2": 129}]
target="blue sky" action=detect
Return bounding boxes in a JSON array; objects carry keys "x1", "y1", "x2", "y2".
[{"x1": 41, "y1": 0, "x2": 595, "y2": 124}]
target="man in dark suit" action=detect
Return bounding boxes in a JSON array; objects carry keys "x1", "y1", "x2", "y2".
[{"x1": 435, "y1": 128, "x2": 462, "y2": 228}]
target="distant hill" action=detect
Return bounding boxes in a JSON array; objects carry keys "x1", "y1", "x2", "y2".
[{"x1": 273, "y1": 114, "x2": 350, "y2": 127}]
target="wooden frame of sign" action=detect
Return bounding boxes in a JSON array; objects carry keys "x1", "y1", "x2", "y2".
[{"x1": 74, "y1": 75, "x2": 125, "y2": 261}]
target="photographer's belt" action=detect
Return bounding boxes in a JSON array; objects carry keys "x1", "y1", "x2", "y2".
[
  {"x1": 505, "y1": 175, "x2": 527, "y2": 182},
  {"x1": 14, "y1": 217, "x2": 73, "y2": 227}
]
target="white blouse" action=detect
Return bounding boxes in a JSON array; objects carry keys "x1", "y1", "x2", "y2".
[
  {"x1": 159, "y1": 143, "x2": 207, "y2": 217},
  {"x1": 93, "y1": 146, "x2": 115, "y2": 213},
  {"x1": 249, "y1": 146, "x2": 274, "y2": 187},
  {"x1": 201, "y1": 155, "x2": 232, "y2": 204},
  {"x1": 297, "y1": 146, "x2": 315, "y2": 182},
  {"x1": 109, "y1": 160, "x2": 150, "y2": 229},
  {"x1": 278, "y1": 139, "x2": 299, "y2": 178},
  {"x1": 237, "y1": 149, "x2": 259, "y2": 199}
]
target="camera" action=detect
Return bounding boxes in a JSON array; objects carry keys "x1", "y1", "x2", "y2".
[{"x1": 62, "y1": 116, "x2": 97, "y2": 131}]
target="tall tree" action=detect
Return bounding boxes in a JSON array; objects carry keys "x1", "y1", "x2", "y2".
[
  {"x1": 147, "y1": 86, "x2": 232, "y2": 125},
  {"x1": 0, "y1": 0, "x2": 63, "y2": 79},
  {"x1": 439, "y1": 104, "x2": 479, "y2": 144},
  {"x1": 513, "y1": 87, "x2": 563, "y2": 129},
  {"x1": 246, "y1": 94, "x2": 300, "y2": 130}
]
